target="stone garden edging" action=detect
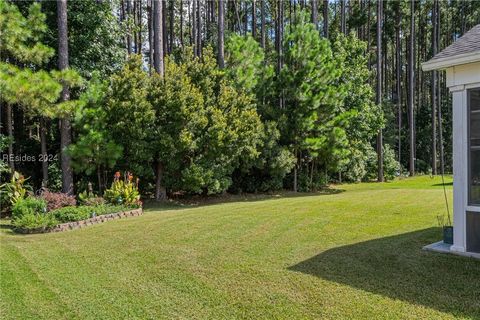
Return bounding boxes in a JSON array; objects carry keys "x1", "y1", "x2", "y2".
[{"x1": 15, "y1": 208, "x2": 143, "y2": 234}]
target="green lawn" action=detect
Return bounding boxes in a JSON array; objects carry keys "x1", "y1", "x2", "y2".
[{"x1": 1, "y1": 176, "x2": 479, "y2": 319}]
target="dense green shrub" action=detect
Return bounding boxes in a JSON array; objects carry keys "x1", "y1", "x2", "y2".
[
  {"x1": 51, "y1": 206, "x2": 91, "y2": 223},
  {"x1": 12, "y1": 197, "x2": 47, "y2": 220},
  {"x1": 11, "y1": 197, "x2": 57, "y2": 230},
  {"x1": 365, "y1": 144, "x2": 400, "y2": 182},
  {"x1": 51, "y1": 204, "x2": 136, "y2": 223}
]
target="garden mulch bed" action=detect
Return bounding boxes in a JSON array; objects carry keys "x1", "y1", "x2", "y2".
[{"x1": 15, "y1": 208, "x2": 143, "y2": 234}]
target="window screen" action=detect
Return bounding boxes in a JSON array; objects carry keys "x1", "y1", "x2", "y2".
[
  {"x1": 466, "y1": 211, "x2": 480, "y2": 254},
  {"x1": 469, "y1": 89, "x2": 480, "y2": 205}
]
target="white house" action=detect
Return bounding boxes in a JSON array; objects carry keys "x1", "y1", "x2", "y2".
[{"x1": 422, "y1": 24, "x2": 480, "y2": 258}]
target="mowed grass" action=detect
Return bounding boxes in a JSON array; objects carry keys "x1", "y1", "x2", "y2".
[{"x1": 1, "y1": 176, "x2": 479, "y2": 319}]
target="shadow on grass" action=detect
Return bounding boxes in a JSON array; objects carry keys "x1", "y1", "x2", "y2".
[
  {"x1": 143, "y1": 188, "x2": 345, "y2": 212},
  {"x1": 289, "y1": 228, "x2": 480, "y2": 319},
  {"x1": 432, "y1": 182, "x2": 454, "y2": 187}
]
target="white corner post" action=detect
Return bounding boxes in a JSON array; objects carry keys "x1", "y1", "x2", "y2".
[{"x1": 450, "y1": 84, "x2": 467, "y2": 253}]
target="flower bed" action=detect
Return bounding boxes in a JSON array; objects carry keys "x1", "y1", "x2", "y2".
[{"x1": 15, "y1": 208, "x2": 143, "y2": 234}]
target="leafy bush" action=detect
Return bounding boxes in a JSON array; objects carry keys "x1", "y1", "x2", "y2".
[
  {"x1": 104, "y1": 171, "x2": 141, "y2": 206},
  {"x1": 40, "y1": 190, "x2": 77, "y2": 211},
  {"x1": 0, "y1": 171, "x2": 31, "y2": 214},
  {"x1": 51, "y1": 204, "x2": 137, "y2": 223},
  {"x1": 12, "y1": 212, "x2": 58, "y2": 231},
  {"x1": 11, "y1": 197, "x2": 46, "y2": 220},
  {"x1": 11, "y1": 197, "x2": 57, "y2": 231},
  {"x1": 365, "y1": 144, "x2": 400, "y2": 181},
  {"x1": 51, "y1": 206, "x2": 92, "y2": 223},
  {"x1": 78, "y1": 189, "x2": 105, "y2": 206}
]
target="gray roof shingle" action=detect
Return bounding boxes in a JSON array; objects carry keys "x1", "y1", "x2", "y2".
[{"x1": 423, "y1": 24, "x2": 480, "y2": 70}]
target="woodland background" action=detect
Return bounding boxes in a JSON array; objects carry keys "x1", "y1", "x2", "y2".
[{"x1": 1, "y1": 0, "x2": 479, "y2": 199}]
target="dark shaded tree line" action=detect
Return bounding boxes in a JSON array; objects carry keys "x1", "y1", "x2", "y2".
[{"x1": 1, "y1": 0, "x2": 480, "y2": 199}]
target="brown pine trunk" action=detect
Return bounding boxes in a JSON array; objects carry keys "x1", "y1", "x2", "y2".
[
  {"x1": 126, "y1": 0, "x2": 132, "y2": 54},
  {"x1": 260, "y1": 0, "x2": 265, "y2": 48},
  {"x1": 6, "y1": 104, "x2": 14, "y2": 171},
  {"x1": 312, "y1": 0, "x2": 318, "y2": 27},
  {"x1": 148, "y1": 0, "x2": 154, "y2": 72},
  {"x1": 376, "y1": 0, "x2": 384, "y2": 182},
  {"x1": 323, "y1": 0, "x2": 328, "y2": 37},
  {"x1": 155, "y1": 162, "x2": 167, "y2": 201},
  {"x1": 395, "y1": 3, "x2": 402, "y2": 174},
  {"x1": 180, "y1": 0, "x2": 184, "y2": 47},
  {"x1": 40, "y1": 118, "x2": 48, "y2": 187},
  {"x1": 431, "y1": 0, "x2": 438, "y2": 175},
  {"x1": 153, "y1": 0, "x2": 166, "y2": 201},
  {"x1": 252, "y1": 0, "x2": 256, "y2": 38},
  {"x1": 196, "y1": 0, "x2": 202, "y2": 57},
  {"x1": 57, "y1": 0, "x2": 74, "y2": 195},
  {"x1": 162, "y1": 0, "x2": 168, "y2": 55},
  {"x1": 218, "y1": 0, "x2": 225, "y2": 68},
  {"x1": 169, "y1": 0, "x2": 174, "y2": 53},
  {"x1": 408, "y1": 0, "x2": 415, "y2": 176}
]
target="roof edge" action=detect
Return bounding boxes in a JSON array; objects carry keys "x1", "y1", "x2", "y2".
[{"x1": 422, "y1": 51, "x2": 480, "y2": 71}]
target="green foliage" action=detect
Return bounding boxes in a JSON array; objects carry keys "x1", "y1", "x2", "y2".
[
  {"x1": 50, "y1": 206, "x2": 91, "y2": 223},
  {"x1": 280, "y1": 12, "x2": 348, "y2": 175},
  {"x1": 0, "y1": 0, "x2": 54, "y2": 65},
  {"x1": 331, "y1": 33, "x2": 384, "y2": 182},
  {"x1": 78, "y1": 189, "x2": 105, "y2": 206},
  {"x1": 51, "y1": 204, "x2": 137, "y2": 223},
  {"x1": 103, "y1": 172, "x2": 141, "y2": 206},
  {"x1": 68, "y1": 74, "x2": 122, "y2": 187},
  {"x1": 0, "y1": 0, "x2": 83, "y2": 119},
  {"x1": 104, "y1": 56, "x2": 155, "y2": 178},
  {"x1": 0, "y1": 171, "x2": 32, "y2": 213},
  {"x1": 0, "y1": 134, "x2": 12, "y2": 175},
  {"x1": 365, "y1": 144, "x2": 400, "y2": 182},
  {"x1": 150, "y1": 49, "x2": 264, "y2": 194},
  {"x1": 231, "y1": 122, "x2": 296, "y2": 192},
  {"x1": 11, "y1": 197, "x2": 57, "y2": 230},
  {"x1": 226, "y1": 34, "x2": 270, "y2": 93}
]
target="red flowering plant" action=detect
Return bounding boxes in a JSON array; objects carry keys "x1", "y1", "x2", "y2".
[
  {"x1": 104, "y1": 171, "x2": 141, "y2": 207},
  {"x1": 40, "y1": 190, "x2": 76, "y2": 211}
]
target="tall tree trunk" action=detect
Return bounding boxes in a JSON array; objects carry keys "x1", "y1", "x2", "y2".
[
  {"x1": 169, "y1": 0, "x2": 174, "y2": 53},
  {"x1": 126, "y1": 0, "x2": 132, "y2": 54},
  {"x1": 6, "y1": 104, "x2": 14, "y2": 171},
  {"x1": 196, "y1": 0, "x2": 202, "y2": 57},
  {"x1": 252, "y1": 0, "x2": 256, "y2": 38},
  {"x1": 311, "y1": 0, "x2": 318, "y2": 27},
  {"x1": 137, "y1": 1, "x2": 143, "y2": 54},
  {"x1": 395, "y1": 2, "x2": 402, "y2": 174},
  {"x1": 340, "y1": 0, "x2": 346, "y2": 34},
  {"x1": 180, "y1": 0, "x2": 184, "y2": 47},
  {"x1": 218, "y1": 0, "x2": 225, "y2": 68},
  {"x1": 367, "y1": 0, "x2": 371, "y2": 69},
  {"x1": 162, "y1": 0, "x2": 168, "y2": 55},
  {"x1": 148, "y1": 0, "x2": 154, "y2": 71},
  {"x1": 40, "y1": 118, "x2": 48, "y2": 187},
  {"x1": 153, "y1": 0, "x2": 166, "y2": 201},
  {"x1": 153, "y1": 0, "x2": 164, "y2": 75},
  {"x1": 57, "y1": 0, "x2": 74, "y2": 195},
  {"x1": 192, "y1": 0, "x2": 196, "y2": 52},
  {"x1": 323, "y1": 0, "x2": 328, "y2": 38},
  {"x1": 260, "y1": 0, "x2": 265, "y2": 48},
  {"x1": 376, "y1": 0, "x2": 383, "y2": 182},
  {"x1": 244, "y1": 0, "x2": 248, "y2": 35},
  {"x1": 431, "y1": 0, "x2": 438, "y2": 175},
  {"x1": 408, "y1": 0, "x2": 415, "y2": 176}
]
